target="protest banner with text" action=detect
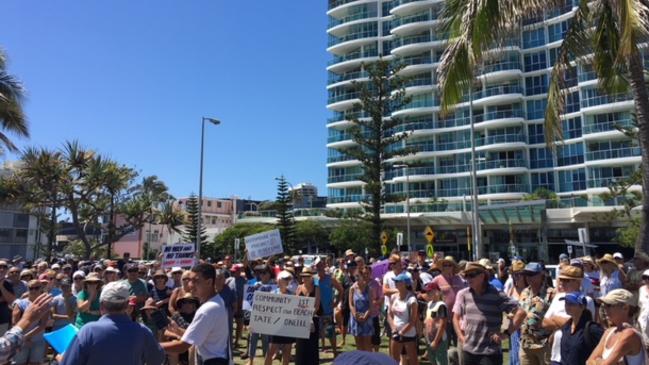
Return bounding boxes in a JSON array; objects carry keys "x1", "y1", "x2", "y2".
[
  {"x1": 249, "y1": 291, "x2": 316, "y2": 339},
  {"x1": 245, "y1": 229, "x2": 283, "y2": 260},
  {"x1": 161, "y1": 243, "x2": 196, "y2": 269}
]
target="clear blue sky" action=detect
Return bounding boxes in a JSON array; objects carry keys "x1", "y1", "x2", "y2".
[{"x1": 1, "y1": 0, "x2": 329, "y2": 201}]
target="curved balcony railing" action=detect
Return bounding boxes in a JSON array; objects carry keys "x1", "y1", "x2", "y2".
[
  {"x1": 328, "y1": 70, "x2": 370, "y2": 85},
  {"x1": 328, "y1": 29, "x2": 379, "y2": 47},
  {"x1": 481, "y1": 60, "x2": 521, "y2": 74},
  {"x1": 327, "y1": 154, "x2": 355, "y2": 163},
  {"x1": 327, "y1": 195, "x2": 367, "y2": 204},
  {"x1": 436, "y1": 115, "x2": 477, "y2": 129},
  {"x1": 581, "y1": 92, "x2": 632, "y2": 108},
  {"x1": 486, "y1": 184, "x2": 529, "y2": 194},
  {"x1": 477, "y1": 159, "x2": 527, "y2": 170},
  {"x1": 437, "y1": 164, "x2": 470, "y2": 174},
  {"x1": 329, "y1": 0, "x2": 365, "y2": 11},
  {"x1": 392, "y1": 12, "x2": 439, "y2": 28},
  {"x1": 437, "y1": 187, "x2": 475, "y2": 197},
  {"x1": 328, "y1": 173, "x2": 365, "y2": 183},
  {"x1": 578, "y1": 70, "x2": 597, "y2": 82},
  {"x1": 400, "y1": 94, "x2": 439, "y2": 110},
  {"x1": 404, "y1": 74, "x2": 433, "y2": 88},
  {"x1": 390, "y1": 118, "x2": 435, "y2": 133},
  {"x1": 399, "y1": 54, "x2": 434, "y2": 67},
  {"x1": 328, "y1": 90, "x2": 361, "y2": 104},
  {"x1": 328, "y1": 48, "x2": 379, "y2": 66},
  {"x1": 328, "y1": 10, "x2": 378, "y2": 28},
  {"x1": 480, "y1": 109, "x2": 525, "y2": 123},
  {"x1": 477, "y1": 133, "x2": 526, "y2": 146},
  {"x1": 327, "y1": 130, "x2": 372, "y2": 143},
  {"x1": 583, "y1": 118, "x2": 634, "y2": 134},
  {"x1": 474, "y1": 85, "x2": 523, "y2": 100},
  {"x1": 328, "y1": 110, "x2": 370, "y2": 124},
  {"x1": 393, "y1": 31, "x2": 449, "y2": 48},
  {"x1": 586, "y1": 146, "x2": 641, "y2": 161},
  {"x1": 435, "y1": 139, "x2": 473, "y2": 151}
]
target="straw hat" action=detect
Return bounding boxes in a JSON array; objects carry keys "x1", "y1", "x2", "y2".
[
  {"x1": 83, "y1": 273, "x2": 103, "y2": 283},
  {"x1": 597, "y1": 288, "x2": 637, "y2": 307},
  {"x1": 557, "y1": 265, "x2": 584, "y2": 281},
  {"x1": 463, "y1": 262, "x2": 486, "y2": 275},
  {"x1": 437, "y1": 256, "x2": 457, "y2": 268},
  {"x1": 299, "y1": 267, "x2": 314, "y2": 277},
  {"x1": 597, "y1": 254, "x2": 617, "y2": 267},
  {"x1": 478, "y1": 258, "x2": 494, "y2": 271},
  {"x1": 510, "y1": 260, "x2": 526, "y2": 273}
]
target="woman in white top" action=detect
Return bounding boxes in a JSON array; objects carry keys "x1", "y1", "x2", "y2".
[
  {"x1": 638, "y1": 269, "x2": 649, "y2": 351},
  {"x1": 387, "y1": 272, "x2": 418, "y2": 365},
  {"x1": 587, "y1": 289, "x2": 647, "y2": 365}
]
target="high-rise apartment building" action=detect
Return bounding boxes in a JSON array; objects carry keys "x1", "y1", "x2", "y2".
[{"x1": 326, "y1": 0, "x2": 647, "y2": 260}]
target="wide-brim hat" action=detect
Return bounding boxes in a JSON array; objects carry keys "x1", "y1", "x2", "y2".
[
  {"x1": 463, "y1": 262, "x2": 486, "y2": 275},
  {"x1": 597, "y1": 288, "x2": 637, "y2": 307},
  {"x1": 437, "y1": 256, "x2": 457, "y2": 268},
  {"x1": 597, "y1": 254, "x2": 617, "y2": 267},
  {"x1": 478, "y1": 258, "x2": 494, "y2": 271},
  {"x1": 557, "y1": 265, "x2": 584, "y2": 281},
  {"x1": 153, "y1": 270, "x2": 168, "y2": 279},
  {"x1": 510, "y1": 260, "x2": 526, "y2": 273},
  {"x1": 84, "y1": 273, "x2": 103, "y2": 283},
  {"x1": 176, "y1": 293, "x2": 200, "y2": 308},
  {"x1": 299, "y1": 267, "x2": 314, "y2": 277},
  {"x1": 141, "y1": 298, "x2": 159, "y2": 311}
]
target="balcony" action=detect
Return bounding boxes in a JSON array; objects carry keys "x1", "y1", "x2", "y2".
[
  {"x1": 486, "y1": 184, "x2": 529, "y2": 194},
  {"x1": 328, "y1": 173, "x2": 364, "y2": 184},
  {"x1": 437, "y1": 187, "x2": 474, "y2": 197},
  {"x1": 586, "y1": 147, "x2": 641, "y2": 161},
  {"x1": 328, "y1": 110, "x2": 370, "y2": 124},
  {"x1": 436, "y1": 115, "x2": 475, "y2": 129},
  {"x1": 482, "y1": 60, "x2": 521, "y2": 74},
  {"x1": 328, "y1": 29, "x2": 379, "y2": 48},
  {"x1": 478, "y1": 159, "x2": 527, "y2": 170},
  {"x1": 328, "y1": 48, "x2": 379, "y2": 67},
  {"x1": 582, "y1": 118, "x2": 634, "y2": 134},
  {"x1": 399, "y1": 54, "x2": 434, "y2": 67},
  {"x1": 390, "y1": 118, "x2": 435, "y2": 133},
  {"x1": 581, "y1": 92, "x2": 632, "y2": 109},
  {"x1": 403, "y1": 74, "x2": 433, "y2": 88},
  {"x1": 435, "y1": 139, "x2": 472, "y2": 151},
  {"x1": 588, "y1": 177, "x2": 632, "y2": 189},
  {"x1": 480, "y1": 109, "x2": 524, "y2": 123},
  {"x1": 327, "y1": 154, "x2": 355, "y2": 163},
  {"x1": 328, "y1": 10, "x2": 378, "y2": 30},
  {"x1": 437, "y1": 164, "x2": 470, "y2": 174},
  {"x1": 476, "y1": 133, "x2": 526, "y2": 146},
  {"x1": 327, "y1": 194, "x2": 367, "y2": 204},
  {"x1": 473, "y1": 85, "x2": 523, "y2": 105},
  {"x1": 328, "y1": 90, "x2": 361, "y2": 105}
]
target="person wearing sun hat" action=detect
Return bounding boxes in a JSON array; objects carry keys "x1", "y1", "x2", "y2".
[
  {"x1": 75, "y1": 273, "x2": 103, "y2": 327},
  {"x1": 543, "y1": 265, "x2": 596, "y2": 365},
  {"x1": 430, "y1": 255, "x2": 465, "y2": 348},
  {"x1": 453, "y1": 262, "x2": 525, "y2": 365},
  {"x1": 588, "y1": 288, "x2": 648, "y2": 365},
  {"x1": 598, "y1": 254, "x2": 626, "y2": 299},
  {"x1": 518, "y1": 262, "x2": 555, "y2": 364}
]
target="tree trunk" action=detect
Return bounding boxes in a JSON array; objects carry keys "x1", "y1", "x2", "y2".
[
  {"x1": 628, "y1": 49, "x2": 649, "y2": 254},
  {"x1": 68, "y1": 194, "x2": 92, "y2": 259},
  {"x1": 47, "y1": 202, "x2": 56, "y2": 261},
  {"x1": 107, "y1": 196, "x2": 115, "y2": 259}
]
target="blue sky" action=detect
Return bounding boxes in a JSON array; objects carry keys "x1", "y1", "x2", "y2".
[{"x1": 1, "y1": 0, "x2": 329, "y2": 201}]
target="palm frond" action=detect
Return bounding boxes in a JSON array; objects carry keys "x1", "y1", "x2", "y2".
[
  {"x1": 545, "y1": 0, "x2": 591, "y2": 150},
  {"x1": 614, "y1": 0, "x2": 649, "y2": 60},
  {"x1": 592, "y1": 1, "x2": 629, "y2": 93}
]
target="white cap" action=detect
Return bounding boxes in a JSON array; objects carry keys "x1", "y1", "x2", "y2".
[
  {"x1": 613, "y1": 252, "x2": 624, "y2": 260},
  {"x1": 643, "y1": 269, "x2": 649, "y2": 277},
  {"x1": 99, "y1": 281, "x2": 130, "y2": 303},
  {"x1": 51, "y1": 263, "x2": 61, "y2": 269},
  {"x1": 277, "y1": 270, "x2": 293, "y2": 281},
  {"x1": 313, "y1": 257, "x2": 322, "y2": 266},
  {"x1": 171, "y1": 267, "x2": 183, "y2": 273},
  {"x1": 105, "y1": 267, "x2": 119, "y2": 273},
  {"x1": 73, "y1": 270, "x2": 86, "y2": 279}
]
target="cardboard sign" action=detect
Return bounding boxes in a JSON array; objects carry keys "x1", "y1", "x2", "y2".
[
  {"x1": 161, "y1": 244, "x2": 195, "y2": 269},
  {"x1": 245, "y1": 229, "x2": 283, "y2": 260},
  {"x1": 249, "y1": 291, "x2": 316, "y2": 339},
  {"x1": 241, "y1": 282, "x2": 277, "y2": 311}
]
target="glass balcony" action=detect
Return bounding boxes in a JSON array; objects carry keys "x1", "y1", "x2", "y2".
[
  {"x1": 477, "y1": 159, "x2": 527, "y2": 170},
  {"x1": 482, "y1": 60, "x2": 521, "y2": 74},
  {"x1": 480, "y1": 109, "x2": 524, "y2": 122},
  {"x1": 392, "y1": 12, "x2": 438, "y2": 28},
  {"x1": 328, "y1": 10, "x2": 378, "y2": 28},
  {"x1": 328, "y1": 130, "x2": 372, "y2": 143},
  {"x1": 477, "y1": 133, "x2": 526, "y2": 146},
  {"x1": 578, "y1": 70, "x2": 597, "y2": 82},
  {"x1": 436, "y1": 139, "x2": 473, "y2": 151},
  {"x1": 328, "y1": 29, "x2": 379, "y2": 47},
  {"x1": 436, "y1": 115, "x2": 476, "y2": 129},
  {"x1": 390, "y1": 118, "x2": 435, "y2": 133},
  {"x1": 582, "y1": 118, "x2": 634, "y2": 134},
  {"x1": 329, "y1": 0, "x2": 363, "y2": 11},
  {"x1": 404, "y1": 74, "x2": 433, "y2": 88},
  {"x1": 406, "y1": 140, "x2": 436, "y2": 152},
  {"x1": 393, "y1": 31, "x2": 449, "y2": 49},
  {"x1": 545, "y1": 2, "x2": 575, "y2": 19},
  {"x1": 581, "y1": 92, "x2": 632, "y2": 108},
  {"x1": 327, "y1": 154, "x2": 355, "y2": 163},
  {"x1": 474, "y1": 85, "x2": 523, "y2": 100},
  {"x1": 328, "y1": 70, "x2": 369, "y2": 85},
  {"x1": 328, "y1": 173, "x2": 364, "y2": 183},
  {"x1": 328, "y1": 48, "x2": 379, "y2": 66},
  {"x1": 327, "y1": 195, "x2": 367, "y2": 204},
  {"x1": 328, "y1": 90, "x2": 361, "y2": 104},
  {"x1": 588, "y1": 177, "x2": 629, "y2": 188},
  {"x1": 437, "y1": 164, "x2": 470, "y2": 174},
  {"x1": 400, "y1": 94, "x2": 438, "y2": 110},
  {"x1": 586, "y1": 146, "x2": 641, "y2": 161},
  {"x1": 487, "y1": 184, "x2": 529, "y2": 194},
  {"x1": 437, "y1": 187, "x2": 474, "y2": 197},
  {"x1": 328, "y1": 110, "x2": 370, "y2": 124},
  {"x1": 399, "y1": 54, "x2": 434, "y2": 67}
]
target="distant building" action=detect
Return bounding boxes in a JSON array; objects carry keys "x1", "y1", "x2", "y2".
[{"x1": 289, "y1": 183, "x2": 328, "y2": 209}]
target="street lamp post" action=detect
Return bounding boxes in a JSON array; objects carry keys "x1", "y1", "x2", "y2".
[
  {"x1": 394, "y1": 164, "x2": 411, "y2": 252},
  {"x1": 197, "y1": 117, "x2": 221, "y2": 259}
]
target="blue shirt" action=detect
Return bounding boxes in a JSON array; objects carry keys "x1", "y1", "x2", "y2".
[
  {"x1": 489, "y1": 278, "x2": 504, "y2": 291},
  {"x1": 61, "y1": 314, "x2": 164, "y2": 365},
  {"x1": 315, "y1": 274, "x2": 334, "y2": 316}
]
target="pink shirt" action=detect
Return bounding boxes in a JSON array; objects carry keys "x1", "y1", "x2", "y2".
[{"x1": 432, "y1": 274, "x2": 466, "y2": 313}]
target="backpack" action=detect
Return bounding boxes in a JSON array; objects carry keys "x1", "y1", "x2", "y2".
[{"x1": 583, "y1": 320, "x2": 603, "y2": 351}]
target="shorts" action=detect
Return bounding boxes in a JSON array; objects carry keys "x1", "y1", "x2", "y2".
[
  {"x1": 319, "y1": 315, "x2": 335, "y2": 339},
  {"x1": 392, "y1": 334, "x2": 417, "y2": 343},
  {"x1": 13, "y1": 337, "x2": 46, "y2": 364},
  {"x1": 270, "y1": 335, "x2": 295, "y2": 344}
]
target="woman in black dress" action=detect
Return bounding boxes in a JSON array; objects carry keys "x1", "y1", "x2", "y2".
[{"x1": 295, "y1": 267, "x2": 321, "y2": 365}]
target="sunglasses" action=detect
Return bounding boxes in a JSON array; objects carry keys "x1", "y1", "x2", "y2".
[{"x1": 465, "y1": 271, "x2": 483, "y2": 279}]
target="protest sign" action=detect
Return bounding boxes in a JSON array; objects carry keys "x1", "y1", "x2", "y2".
[
  {"x1": 241, "y1": 281, "x2": 277, "y2": 311},
  {"x1": 245, "y1": 229, "x2": 283, "y2": 260},
  {"x1": 249, "y1": 291, "x2": 316, "y2": 339},
  {"x1": 161, "y1": 243, "x2": 195, "y2": 269}
]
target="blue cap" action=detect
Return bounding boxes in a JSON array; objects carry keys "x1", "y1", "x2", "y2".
[
  {"x1": 560, "y1": 292, "x2": 587, "y2": 305},
  {"x1": 559, "y1": 253, "x2": 569, "y2": 261},
  {"x1": 570, "y1": 258, "x2": 583, "y2": 268},
  {"x1": 523, "y1": 262, "x2": 543, "y2": 274},
  {"x1": 392, "y1": 273, "x2": 412, "y2": 285}
]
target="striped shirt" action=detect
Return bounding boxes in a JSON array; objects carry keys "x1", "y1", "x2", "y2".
[{"x1": 453, "y1": 285, "x2": 519, "y2": 355}]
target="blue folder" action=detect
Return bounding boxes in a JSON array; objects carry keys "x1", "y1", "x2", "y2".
[{"x1": 44, "y1": 324, "x2": 79, "y2": 354}]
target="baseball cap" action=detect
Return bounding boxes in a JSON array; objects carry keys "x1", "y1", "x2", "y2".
[
  {"x1": 570, "y1": 258, "x2": 583, "y2": 268},
  {"x1": 392, "y1": 272, "x2": 411, "y2": 285},
  {"x1": 523, "y1": 262, "x2": 543, "y2": 274},
  {"x1": 598, "y1": 288, "x2": 636, "y2": 306},
  {"x1": 423, "y1": 281, "x2": 440, "y2": 292},
  {"x1": 613, "y1": 252, "x2": 624, "y2": 260},
  {"x1": 72, "y1": 270, "x2": 86, "y2": 279},
  {"x1": 642, "y1": 269, "x2": 649, "y2": 278},
  {"x1": 559, "y1": 253, "x2": 569, "y2": 261},
  {"x1": 277, "y1": 270, "x2": 293, "y2": 281},
  {"x1": 560, "y1": 292, "x2": 587, "y2": 305},
  {"x1": 99, "y1": 281, "x2": 130, "y2": 303}
]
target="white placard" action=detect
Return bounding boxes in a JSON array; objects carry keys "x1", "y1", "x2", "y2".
[
  {"x1": 245, "y1": 229, "x2": 283, "y2": 260},
  {"x1": 161, "y1": 244, "x2": 195, "y2": 269},
  {"x1": 249, "y1": 291, "x2": 316, "y2": 339},
  {"x1": 241, "y1": 282, "x2": 277, "y2": 311}
]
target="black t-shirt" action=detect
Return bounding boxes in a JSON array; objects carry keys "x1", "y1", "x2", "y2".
[
  {"x1": 0, "y1": 281, "x2": 15, "y2": 324},
  {"x1": 560, "y1": 315, "x2": 604, "y2": 365}
]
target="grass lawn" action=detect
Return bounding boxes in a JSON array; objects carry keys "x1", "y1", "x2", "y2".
[{"x1": 231, "y1": 331, "x2": 510, "y2": 365}]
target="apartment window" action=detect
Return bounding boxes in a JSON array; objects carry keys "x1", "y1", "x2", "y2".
[
  {"x1": 528, "y1": 124, "x2": 545, "y2": 144},
  {"x1": 0, "y1": 229, "x2": 10, "y2": 243},
  {"x1": 217, "y1": 202, "x2": 222, "y2": 208},
  {"x1": 524, "y1": 51, "x2": 547, "y2": 72},
  {"x1": 562, "y1": 117, "x2": 582, "y2": 139},
  {"x1": 207, "y1": 201, "x2": 212, "y2": 207},
  {"x1": 564, "y1": 92, "x2": 580, "y2": 113},
  {"x1": 531, "y1": 172, "x2": 555, "y2": 191},
  {"x1": 523, "y1": 28, "x2": 546, "y2": 48},
  {"x1": 212, "y1": 218, "x2": 216, "y2": 225},
  {"x1": 13, "y1": 214, "x2": 29, "y2": 228},
  {"x1": 548, "y1": 21, "x2": 568, "y2": 42},
  {"x1": 530, "y1": 148, "x2": 554, "y2": 169},
  {"x1": 526, "y1": 98, "x2": 548, "y2": 120},
  {"x1": 548, "y1": 47, "x2": 560, "y2": 65},
  {"x1": 558, "y1": 168, "x2": 587, "y2": 192},
  {"x1": 557, "y1": 143, "x2": 584, "y2": 166},
  {"x1": 525, "y1": 74, "x2": 548, "y2": 95},
  {"x1": 14, "y1": 229, "x2": 27, "y2": 244}
]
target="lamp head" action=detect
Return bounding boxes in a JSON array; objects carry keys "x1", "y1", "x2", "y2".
[{"x1": 203, "y1": 117, "x2": 221, "y2": 125}]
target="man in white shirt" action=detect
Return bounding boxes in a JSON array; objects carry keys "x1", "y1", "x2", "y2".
[
  {"x1": 542, "y1": 265, "x2": 595, "y2": 365},
  {"x1": 162, "y1": 263, "x2": 230, "y2": 365}
]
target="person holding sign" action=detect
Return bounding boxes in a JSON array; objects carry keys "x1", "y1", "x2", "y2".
[
  {"x1": 294, "y1": 267, "x2": 320, "y2": 365},
  {"x1": 264, "y1": 271, "x2": 296, "y2": 365}
]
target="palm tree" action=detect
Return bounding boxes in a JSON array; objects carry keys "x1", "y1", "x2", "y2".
[
  {"x1": 157, "y1": 200, "x2": 184, "y2": 244},
  {"x1": 0, "y1": 48, "x2": 28, "y2": 153},
  {"x1": 437, "y1": 0, "x2": 649, "y2": 252}
]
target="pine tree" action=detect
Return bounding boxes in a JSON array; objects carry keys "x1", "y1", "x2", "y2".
[
  {"x1": 275, "y1": 176, "x2": 296, "y2": 253},
  {"x1": 182, "y1": 194, "x2": 208, "y2": 250}
]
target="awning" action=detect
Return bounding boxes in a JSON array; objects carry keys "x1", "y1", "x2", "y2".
[{"x1": 478, "y1": 200, "x2": 546, "y2": 225}]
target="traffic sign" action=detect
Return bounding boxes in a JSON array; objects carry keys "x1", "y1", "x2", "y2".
[
  {"x1": 425, "y1": 226, "x2": 435, "y2": 243},
  {"x1": 396, "y1": 232, "x2": 403, "y2": 247},
  {"x1": 426, "y1": 244, "x2": 434, "y2": 258},
  {"x1": 381, "y1": 231, "x2": 389, "y2": 245},
  {"x1": 234, "y1": 238, "x2": 241, "y2": 251},
  {"x1": 381, "y1": 244, "x2": 388, "y2": 256}
]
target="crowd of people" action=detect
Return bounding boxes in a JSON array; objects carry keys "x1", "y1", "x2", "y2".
[{"x1": 0, "y1": 248, "x2": 647, "y2": 365}]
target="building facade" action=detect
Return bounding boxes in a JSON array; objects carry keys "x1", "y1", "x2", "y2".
[{"x1": 326, "y1": 0, "x2": 647, "y2": 261}]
